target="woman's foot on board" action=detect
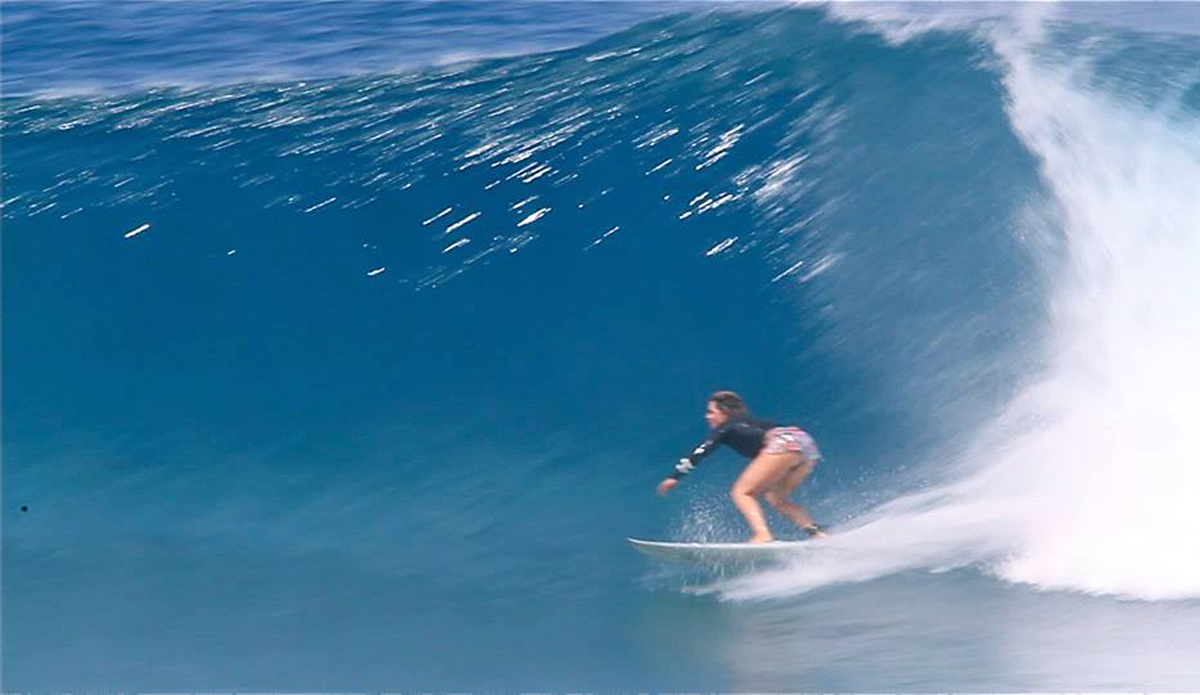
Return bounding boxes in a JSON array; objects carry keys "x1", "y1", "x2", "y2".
[
  {"x1": 748, "y1": 532, "x2": 775, "y2": 544},
  {"x1": 803, "y1": 524, "x2": 827, "y2": 539}
]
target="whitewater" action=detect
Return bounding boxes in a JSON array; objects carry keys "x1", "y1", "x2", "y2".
[{"x1": 712, "y1": 2, "x2": 1200, "y2": 604}]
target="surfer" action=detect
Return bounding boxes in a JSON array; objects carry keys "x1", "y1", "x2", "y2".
[{"x1": 657, "y1": 391, "x2": 827, "y2": 543}]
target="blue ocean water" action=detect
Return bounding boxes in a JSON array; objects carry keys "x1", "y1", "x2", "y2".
[{"x1": 4, "y1": 1, "x2": 1200, "y2": 690}]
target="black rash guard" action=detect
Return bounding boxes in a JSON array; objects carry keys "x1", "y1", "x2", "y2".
[{"x1": 671, "y1": 414, "x2": 779, "y2": 480}]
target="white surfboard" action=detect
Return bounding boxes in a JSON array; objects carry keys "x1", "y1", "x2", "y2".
[{"x1": 627, "y1": 537, "x2": 813, "y2": 564}]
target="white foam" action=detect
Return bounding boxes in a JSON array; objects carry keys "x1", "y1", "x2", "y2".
[
  {"x1": 977, "y1": 10, "x2": 1200, "y2": 600},
  {"x1": 727, "y1": 5, "x2": 1200, "y2": 602}
]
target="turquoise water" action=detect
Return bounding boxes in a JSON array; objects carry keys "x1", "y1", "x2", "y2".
[{"x1": 4, "y1": 2, "x2": 1200, "y2": 690}]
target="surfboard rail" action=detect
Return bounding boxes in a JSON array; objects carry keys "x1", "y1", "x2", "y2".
[{"x1": 627, "y1": 537, "x2": 812, "y2": 564}]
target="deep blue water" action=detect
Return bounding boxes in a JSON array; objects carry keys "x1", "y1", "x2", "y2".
[{"x1": 5, "y1": 1, "x2": 1200, "y2": 690}]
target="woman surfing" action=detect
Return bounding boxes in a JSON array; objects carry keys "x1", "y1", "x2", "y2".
[{"x1": 657, "y1": 391, "x2": 827, "y2": 543}]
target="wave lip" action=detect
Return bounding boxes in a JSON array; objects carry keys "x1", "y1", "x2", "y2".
[{"x1": 0, "y1": 0, "x2": 692, "y2": 97}]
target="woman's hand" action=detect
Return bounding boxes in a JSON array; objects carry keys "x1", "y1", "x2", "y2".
[{"x1": 657, "y1": 478, "x2": 679, "y2": 496}]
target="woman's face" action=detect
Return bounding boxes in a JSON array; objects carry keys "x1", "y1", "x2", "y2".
[{"x1": 705, "y1": 400, "x2": 728, "y2": 429}]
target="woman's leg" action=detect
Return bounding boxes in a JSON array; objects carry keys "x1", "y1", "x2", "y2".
[
  {"x1": 731, "y1": 451, "x2": 802, "y2": 543},
  {"x1": 763, "y1": 457, "x2": 823, "y2": 536}
]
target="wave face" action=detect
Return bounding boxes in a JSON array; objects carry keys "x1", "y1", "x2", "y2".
[{"x1": 4, "y1": 2, "x2": 1200, "y2": 690}]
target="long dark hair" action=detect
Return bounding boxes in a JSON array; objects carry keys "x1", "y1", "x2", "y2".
[{"x1": 709, "y1": 390, "x2": 748, "y2": 417}]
